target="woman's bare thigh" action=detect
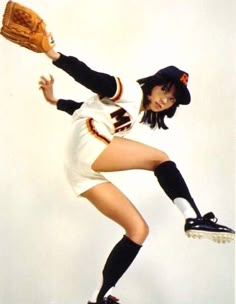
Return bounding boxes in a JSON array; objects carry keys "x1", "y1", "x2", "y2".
[
  {"x1": 82, "y1": 182, "x2": 149, "y2": 244},
  {"x1": 92, "y1": 136, "x2": 169, "y2": 172}
]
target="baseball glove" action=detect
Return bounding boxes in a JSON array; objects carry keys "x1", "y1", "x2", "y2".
[{"x1": 0, "y1": 1, "x2": 55, "y2": 53}]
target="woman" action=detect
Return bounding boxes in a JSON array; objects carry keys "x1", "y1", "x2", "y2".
[{"x1": 39, "y1": 48, "x2": 234, "y2": 304}]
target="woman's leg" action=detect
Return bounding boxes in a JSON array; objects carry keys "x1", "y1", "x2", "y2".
[
  {"x1": 91, "y1": 137, "x2": 235, "y2": 243},
  {"x1": 92, "y1": 136, "x2": 201, "y2": 218},
  {"x1": 92, "y1": 136, "x2": 169, "y2": 172},
  {"x1": 82, "y1": 181, "x2": 149, "y2": 244},
  {"x1": 82, "y1": 182, "x2": 148, "y2": 303}
]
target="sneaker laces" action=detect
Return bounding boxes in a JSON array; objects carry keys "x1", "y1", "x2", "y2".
[{"x1": 202, "y1": 212, "x2": 218, "y2": 223}]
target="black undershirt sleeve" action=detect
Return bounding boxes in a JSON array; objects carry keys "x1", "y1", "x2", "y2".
[
  {"x1": 53, "y1": 53, "x2": 117, "y2": 98},
  {"x1": 57, "y1": 99, "x2": 84, "y2": 115}
]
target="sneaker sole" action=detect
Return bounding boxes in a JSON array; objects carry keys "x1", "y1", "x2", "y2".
[{"x1": 185, "y1": 230, "x2": 235, "y2": 243}]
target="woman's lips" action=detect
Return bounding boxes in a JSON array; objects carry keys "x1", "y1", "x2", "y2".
[{"x1": 155, "y1": 101, "x2": 162, "y2": 109}]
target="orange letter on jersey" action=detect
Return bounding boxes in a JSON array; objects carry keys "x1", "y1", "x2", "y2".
[{"x1": 110, "y1": 108, "x2": 132, "y2": 132}]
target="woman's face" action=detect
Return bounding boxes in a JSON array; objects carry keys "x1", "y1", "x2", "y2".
[{"x1": 145, "y1": 83, "x2": 176, "y2": 112}]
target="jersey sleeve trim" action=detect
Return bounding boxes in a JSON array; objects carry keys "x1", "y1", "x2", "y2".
[
  {"x1": 86, "y1": 118, "x2": 111, "y2": 145},
  {"x1": 110, "y1": 77, "x2": 123, "y2": 102}
]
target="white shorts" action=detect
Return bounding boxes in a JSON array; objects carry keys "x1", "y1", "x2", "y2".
[{"x1": 64, "y1": 117, "x2": 113, "y2": 196}]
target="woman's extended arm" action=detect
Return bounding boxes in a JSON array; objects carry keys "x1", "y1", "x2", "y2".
[{"x1": 45, "y1": 48, "x2": 117, "y2": 98}]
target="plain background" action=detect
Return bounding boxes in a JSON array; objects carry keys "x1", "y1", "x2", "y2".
[{"x1": 0, "y1": 0, "x2": 235, "y2": 303}]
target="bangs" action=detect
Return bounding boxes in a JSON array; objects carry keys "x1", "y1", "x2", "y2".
[{"x1": 162, "y1": 82, "x2": 175, "y2": 92}]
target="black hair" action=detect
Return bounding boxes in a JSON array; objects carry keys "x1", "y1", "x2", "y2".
[{"x1": 137, "y1": 73, "x2": 180, "y2": 130}]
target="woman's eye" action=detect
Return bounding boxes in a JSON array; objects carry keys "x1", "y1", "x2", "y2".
[{"x1": 161, "y1": 86, "x2": 168, "y2": 92}]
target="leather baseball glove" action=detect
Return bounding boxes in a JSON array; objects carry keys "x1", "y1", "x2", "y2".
[{"x1": 0, "y1": 1, "x2": 55, "y2": 53}]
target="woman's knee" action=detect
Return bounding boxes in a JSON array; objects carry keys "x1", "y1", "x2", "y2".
[
  {"x1": 150, "y1": 150, "x2": 170, "y2": 169},
  {"x1": 127, "y1": 221, "x2": 149, "y2": 245}
]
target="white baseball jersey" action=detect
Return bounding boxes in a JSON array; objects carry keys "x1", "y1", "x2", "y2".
[
  {"x1": 72, "y1": 77, "x2": 143, "y2": 137},
  {"x1": 64, "y1": 77, "x2": 143, "y2": 195}
]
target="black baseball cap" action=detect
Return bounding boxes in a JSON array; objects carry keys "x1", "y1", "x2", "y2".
[{"x1": 139, "y1": 66, "x2": 191, "y2": 105}]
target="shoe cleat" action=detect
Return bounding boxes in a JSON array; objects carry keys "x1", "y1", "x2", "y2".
[{"x1": 185, "y1": 212, "x2": 235, "y2": 243}]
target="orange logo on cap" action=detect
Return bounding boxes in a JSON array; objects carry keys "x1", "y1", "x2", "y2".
[{"x1": 180, "y1": 73, "x2": 188, "y2": 86}]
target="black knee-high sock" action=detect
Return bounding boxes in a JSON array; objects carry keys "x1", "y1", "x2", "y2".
[
  {"x1": 154, "y1": 160, "x2": 201, "y2": 217},
  {"x1": 96, "y1": 235, "x2": 142, "y2": 303}
]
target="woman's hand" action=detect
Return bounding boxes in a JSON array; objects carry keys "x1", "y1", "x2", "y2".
[
  {"x1": 45, "y1": 47, "x2": 61, "y2": 61},
  {"x1": 39, "y1": 75, "x2": 58, "y2": 105}
]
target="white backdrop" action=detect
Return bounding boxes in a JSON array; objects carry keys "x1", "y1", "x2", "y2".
[{"x1": 0, "y1": 1, "x2": 235, "y2": 304}]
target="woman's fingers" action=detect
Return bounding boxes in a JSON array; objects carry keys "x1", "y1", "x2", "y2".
[
  {"x1": 39, "y1": 75, "x2": 54, "y2": 86},
  {"x1": 49, "y1": 74, "x2": 54, "y2": 83},
  {"x1": 40, "y1": 76, "x2": 48, "y2": 84},
  {"x1": 39, "y1": 81, "x2": 45, "y2": 86}
]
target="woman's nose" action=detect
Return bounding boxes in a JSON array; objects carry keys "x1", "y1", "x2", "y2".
[{"x1": 161, "y1": 98, "x2": 168, "y2": 105}]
